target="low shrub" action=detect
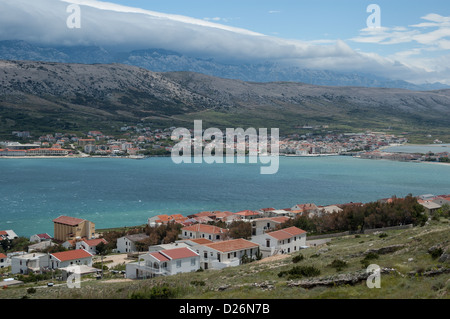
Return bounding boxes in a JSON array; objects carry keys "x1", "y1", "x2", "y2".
[
  {"x1": 430, "y1": 248, "x2": 443, "y2": 259},
  {"x1": 190, "y1": 280, "x2": 206, "y2": 287},
  {"x1": 329, "y1": 259, "x2": 348, "y2": 271},
  {"x1": 278, "y1": 265, "x2": 321, "y2": 279},
  {"x1": 292, "y1": 254, "x2": 304, "y2": 263},
  {"x1": 361, "y1": 252, "x2": 379, "y2": 268},
  {"x1": 129, "y1": 284, "x2": 177, "y2": 299}
]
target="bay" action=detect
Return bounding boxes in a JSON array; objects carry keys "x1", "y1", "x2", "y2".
[{"x1": 0, "y1": 156, "x2": 449, "y2": 237}]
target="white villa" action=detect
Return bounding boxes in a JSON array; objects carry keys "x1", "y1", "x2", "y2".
[
  {"x1": 196, "y1": 238, "x2": 260, "y2": 270},
  {"x1": 126, "y1": 247, "x2": 200, "y2": 279},
  {"x1": 75, "y1": 238, "x2": 108, "y2": 255},
  {"x1": 251, "y1": 226, "x2": 307, "y2": 257},
  {"x1": 11, "y1": 253, "x2": 50, "y2": 274},
  {"x1": 251, "y1": 216, "x2": 290, "y2": 236},
  {"x1": 180, "y1": 224, "x2": 228, "y2": 242},
  {"x1": 116, "y1": 233, "x2": 150, "y2": 253},
  {"x1": 49, "y1": 249, "x2": 93, "y2": 269}
]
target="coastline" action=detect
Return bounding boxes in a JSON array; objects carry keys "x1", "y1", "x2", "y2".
[{"x1": 0, "y1": 153, "x2": 449, "y2": 165}]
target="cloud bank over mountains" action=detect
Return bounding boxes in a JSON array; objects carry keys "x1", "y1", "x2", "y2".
[{"x1": 0, "y1": 0, "x2": 448, "y2": 85}]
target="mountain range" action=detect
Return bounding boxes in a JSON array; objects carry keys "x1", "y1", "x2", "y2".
[
  {"x1": 1, "y1": 59, "x2": 449, "y2": 139},
  {"x1": 0, "y1": 40, "x2": 448, "y2": 91}
]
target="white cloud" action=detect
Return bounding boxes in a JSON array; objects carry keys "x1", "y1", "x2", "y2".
[{"x1": 0, "y1": 0, "x2": 449, "y2": 84}]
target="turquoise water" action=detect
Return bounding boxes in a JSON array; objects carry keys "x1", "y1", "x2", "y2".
[{"x1": 0, "y1": 156, "x2": 449, "y2": 237}]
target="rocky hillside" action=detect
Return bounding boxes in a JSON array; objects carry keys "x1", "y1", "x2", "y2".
[{"x1": 0, "y1": 59, "x2": 450, "y2": 136}]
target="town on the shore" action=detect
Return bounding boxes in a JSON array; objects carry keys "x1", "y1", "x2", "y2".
[
  {"x1": 1, "y1": 126, "x2": 449, "y2": 163},
  {"x1": 0, "y1": 193, "x2": 448, "y2": 286}
]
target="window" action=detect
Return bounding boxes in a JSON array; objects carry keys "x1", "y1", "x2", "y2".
[
  {"x1": 227, "y1": 253, "x2": 231, "y2": 259},
  {"x1": 176, "y1": 260, "x2": 181, "y2": 268},
  {"x1": 204, "y1": 252, "x2": 208, "y2": 259},
  {"x1": 191, "y1": 258, "x2": 196, "y2": 266},
  {"x1": 234, "y1": 252, "x2": 237, "y2": 258}
]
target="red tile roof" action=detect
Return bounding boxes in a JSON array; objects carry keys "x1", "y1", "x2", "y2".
[
  {"x1": 82, "y1": 238, "x2": 107, "y2": 246},
  {"x1": 234, "y1": 210, "x2": 260, "y2": 216},
  {"x1": 160, "y1": 247, "x2": 199, "y2": 260},
  {"x1": 0, "y1": 253, "x2": 7, "y2": 259},
  {"x1": 37, "y1": 233, "x2": 52, "y2": 240},
  {"x1": 182, "y1": 224, "x2": 227, "y2": 235},
  {"x1": 266, "y1": 227, "x2": 306, "y2": 240},
  {"x1": 187, "y1": 238, "x2": 214, "y2": 245},
  {"x1": 53, "y1": 215, "x2": 86, "y2": 226},
  {"x1": 51, "y1": 249, "x2": 93, "y2": 262},
  {"x1": 149, "y1": 251, "x2": 170, "y2": 262},
  {"x1": 204, "y1": 239, "x2": 259, "y2": 253}
]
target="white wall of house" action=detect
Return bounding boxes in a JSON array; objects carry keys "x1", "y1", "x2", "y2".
[
  {"x1": 11, "y1": 253, "x2": 49, "y2": 274},
  {"x1": 180, "y1": 230, "x2": 222, "y2": 242},
  {"x1": 49, "y1": 256, "x2": 92, "y2": 270},
  {"x1": 252, "y1": 219, "x2": 283, "y2": 236},
  {"x1": 116, "y1": 237, "x2": 137, "y2": 253},
  {"x1": 0, "y1": 255, "x2": 10, "y2": 269},
  {"x1": 75, "y1": 242, "x2": 98, "y2": 255},
  {"x1": 126, "y1": 252, "x2": 200, "y2": 279},
  {"x1": 251, "y1": 233, "x2": 306, "y2": 257},
  {"x1": 196, "y1": 246, "x2": 259, "y2": 270}
]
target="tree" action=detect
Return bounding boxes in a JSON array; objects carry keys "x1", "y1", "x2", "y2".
[{"x1": 228, "y1": 221, "x2": 252, "y2": 239}]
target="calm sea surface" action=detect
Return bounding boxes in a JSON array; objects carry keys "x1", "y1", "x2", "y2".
[{"x1": 0, "y1": 156, "x2": 449, "y2": 237}]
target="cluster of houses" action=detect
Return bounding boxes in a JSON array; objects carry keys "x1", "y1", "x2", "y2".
[{"x1": 1, "y1": 193, "x2": 448, "y2": 282}]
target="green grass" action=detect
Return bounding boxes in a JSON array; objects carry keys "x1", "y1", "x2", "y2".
[{"x1": 1, "y1": 219, "x2": 449, "y2": 299}]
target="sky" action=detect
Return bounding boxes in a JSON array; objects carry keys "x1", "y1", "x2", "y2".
[{"x1": 0, "y1": 0, "x2": 449, "y2": 84}]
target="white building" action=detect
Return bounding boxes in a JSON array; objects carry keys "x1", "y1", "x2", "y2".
[
  {"x1": 0, "y1": 230, "x2": 18, "y2": 241},
  {"x1": 11, "y1": 253, "x2": 50, "y2": 274},
  {"x1": 75, "y1": 238, "x2": 108, "y2": 255},
  {"x1": 0, "y1": 253, "x2": 9, "y2": 269},
  {"x1": 116, "y1": 233, "x2": 150, "y2": 253},
  {"x1": 180, "y1": 224, "x2": 228, "y2": 242},
  {"x1": 251, "y1": 226, "x2": 307, "y2": 257},
  {"x1": 126, "y1": 247, "x2": 200, "y2": 279},
  {"x1": 196, "y1": 238, "x2": 260, "y2": 270},
  {"x1": 49, "y1": 249, "x2": 93, "y2": 269},
  {"x1": 251, "y1": 216, "x2": 290, "y2": 236},
  {"x1": 29, "y1": 233, "x2": 52, "y2": 243}
]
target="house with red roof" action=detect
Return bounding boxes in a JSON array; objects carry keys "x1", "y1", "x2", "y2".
[
  {"x1": 180, "y1": 224, "x2": 228, "y2": 242},
  {"x1": 234, "y1": 210, "x2": 262, "y2": 220},
  {"x1": 75, "y1": 238, "x2": 108, "y2": 255},
  {"x1": 147, "y1": 214, "x2": 188, "y2": 227},
  {"x1": 29, "y1": 233, "x2": 52, "y2": 243},
  {"x1": 125, "y1": 247, "x2": 200, "y2": 279},
  {"x1": 251, "y1": 216, "x2": 290, "y2": 236},
  {"x1": 196, "y1": 238, "x2": 260, "y2": 270},
  {"x1": 433, "y1": 195, "x2": 450, "y2": 206},
  {"x1": 49, "y1": 249, "x2": 93, "y2": 269},
  {"x1": 251, "y1": 226, "x2": 307, "y2": 257},
  {"x1": 0, "y1": 230, "x2": 18, "y2": 241},
  {"x1": 291, "y1": 203, "x2": 319, "y2": 215}
]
